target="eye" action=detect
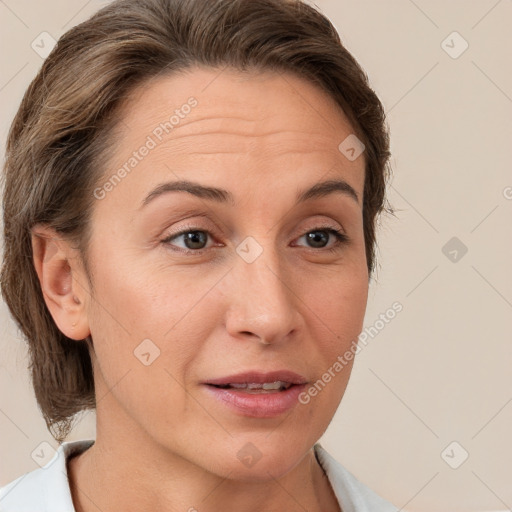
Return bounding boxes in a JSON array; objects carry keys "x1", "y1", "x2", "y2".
[
  {"x1": 161, "y1": 224, "x2": 349, "y2": 254},
  {"x1": 295, "y1": 226, "x2": 349, "y2": 252},
  {"x1": 161, "y1": 226, "x2": 215, "y2": 253}
]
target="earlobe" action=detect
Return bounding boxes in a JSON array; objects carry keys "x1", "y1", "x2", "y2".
[{"x1": 30, "y1": 225, "x2": 91, "y2": 341}]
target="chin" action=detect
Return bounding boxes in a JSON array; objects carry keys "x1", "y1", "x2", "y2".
[
  {"x1": 209, "y1": 434, "x2": 315, "y2": 482},
  {"x1": 226, "y1": 455, "x2": 305, "y2": 483}
]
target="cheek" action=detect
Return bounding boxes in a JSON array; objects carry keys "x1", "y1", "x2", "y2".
[
  {"x1": 308, "y1": 260, "x2": 368, "y2": 336},
  {"x1": 303, "y1": 264, "x2": 368, "y2": 401},
  {"x1": 86, "y1": 251, "x2": 219, "y2": 387},
  {"x1": 85, "y1": 262, "x2": 208, "y2": 435}
]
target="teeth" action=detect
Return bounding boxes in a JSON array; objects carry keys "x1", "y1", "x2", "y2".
[
  {"x1": 262, "y1": 381, "x2": 286, "y2": 390},
  {"x1": 221, "y1": 381, "x2": 291, "y2": 391}
]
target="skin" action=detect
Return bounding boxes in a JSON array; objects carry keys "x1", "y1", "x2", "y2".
[{"x1": 31, "y1": 66, "x2": 368, "y2": 512}]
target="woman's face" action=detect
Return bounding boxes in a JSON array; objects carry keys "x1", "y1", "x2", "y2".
[{"x1": 76, "y1": 66, "x2": 368, "y2": 479}]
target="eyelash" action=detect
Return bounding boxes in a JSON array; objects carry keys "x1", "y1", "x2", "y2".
[{"x1": 161, "y1": 224, "x2": 350, "y2": 255}]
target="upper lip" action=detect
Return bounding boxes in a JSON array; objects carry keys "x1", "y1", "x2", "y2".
[{"x1": 203, "y1": 370, "x2": 308, "y2": 386}]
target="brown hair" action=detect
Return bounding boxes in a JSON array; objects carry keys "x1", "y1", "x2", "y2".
[{"x1": 0, "y1": 0, "x2": 393, "y2": 443}]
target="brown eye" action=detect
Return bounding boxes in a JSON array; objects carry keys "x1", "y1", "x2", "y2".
[
  {"x1": 161, "y1": 227, "x2": 213, "y2": 252},
  {"x1": 296, "y1": 227, "x2": 349, "y2": 251},
  {"x1": 161, "y1": 225, "x2": 349, "y2": 255}
]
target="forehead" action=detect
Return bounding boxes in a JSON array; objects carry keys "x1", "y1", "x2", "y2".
[
  {"x1": 96, "y1": 66, "x2": 365, "y2": 213},
  {"x1": 115, "y1": 65, "x2": 360, "y2": 154}
]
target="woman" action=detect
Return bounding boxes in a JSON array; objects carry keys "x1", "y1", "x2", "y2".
[{"x1": 0, "y1": 0, "x2": 396, "y2": 510}]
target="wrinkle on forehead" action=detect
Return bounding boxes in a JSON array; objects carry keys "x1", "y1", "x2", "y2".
[{"x1": 114, "y1": 65, "x2": 353, "y2": 147}]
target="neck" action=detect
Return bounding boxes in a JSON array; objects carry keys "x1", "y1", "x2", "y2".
[{"x1": 68, "y1": 426, "x2": 340, "y2": 512}]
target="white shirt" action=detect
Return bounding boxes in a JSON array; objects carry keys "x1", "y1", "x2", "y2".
[{"x1": 0, "y1": 439, "x2": 398, "y2": 511}]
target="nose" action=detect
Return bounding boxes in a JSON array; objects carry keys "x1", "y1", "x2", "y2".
[{"x1": 224, "y1": 243, "x2": 302, "y2": 345}]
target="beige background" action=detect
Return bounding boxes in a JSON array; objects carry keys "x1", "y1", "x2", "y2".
[{"x1": 1, "y1": 1, "x2": 511, "y2": 510}]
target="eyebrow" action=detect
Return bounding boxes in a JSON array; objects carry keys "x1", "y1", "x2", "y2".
[{"x1": 139, "y1": 178, "x2": 359, "y2": 209}]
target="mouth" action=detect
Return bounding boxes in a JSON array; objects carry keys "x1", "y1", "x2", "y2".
[
  {"x1": 207, "y1": 381, "x2": 294, "y2": 393},
  {"x1": 203, "y1": 370, "x2": 308, "y2": 390},
  {"x1": 202, "y1": 370, "x2": 308, "y2": 418}
]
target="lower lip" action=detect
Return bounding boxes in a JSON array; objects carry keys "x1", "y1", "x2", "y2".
[{"x1": 202, "y1": 384, "x2": 307, "y2": 418}]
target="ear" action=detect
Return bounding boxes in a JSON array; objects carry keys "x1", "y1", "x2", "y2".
[{"x1": 30, "y1": 224, "x2": 91, "y2": 341}]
